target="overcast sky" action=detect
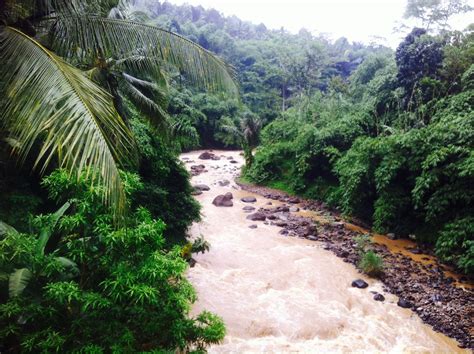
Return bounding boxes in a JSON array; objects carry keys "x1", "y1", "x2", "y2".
[{"x1": 163, "y1": 0, "x2": 474, "y2": 47}]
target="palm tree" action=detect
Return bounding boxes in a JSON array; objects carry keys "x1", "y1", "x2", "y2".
[
  {"x1": 0, "y1": 0, "x2": 237, "y2": 213},
  {"x1": 221, "y1": 112, "x2": 263, "y2": 168}
]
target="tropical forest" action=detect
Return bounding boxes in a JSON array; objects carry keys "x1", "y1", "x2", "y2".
[{"x1": 0, "y1": 0, "x2": 473, "y2": 352}]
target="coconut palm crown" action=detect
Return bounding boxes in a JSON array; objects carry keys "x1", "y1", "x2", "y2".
[{"x1": 0, "y1": 0, "x2": 238, "y2": 214}]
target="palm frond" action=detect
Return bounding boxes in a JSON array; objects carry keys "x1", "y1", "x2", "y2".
[
  {"x1": 114, "y1": 54, "x2": 167, "y2": 86},
  {"x1": 171, "y1": 117, "x2": 200, "y2": 141},
  {"x1": 49, "y1": 16, "x2": 238, "y2": 95},
  {"x1": 0, "y1": 26, "x2": 135, "y2": 213},
  {"x1": 120, "y1": 74, "x2": 170, "y2": 130}
]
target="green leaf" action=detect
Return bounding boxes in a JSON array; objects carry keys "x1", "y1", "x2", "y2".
[
  {"x1": 36, "y1": 202, "x2": 70, "y2": 256},
  {"x1": 0, "y1": 26, "x2": 135, "y2": 214},
  {"x1": 55, "y1": 256, "x2": 79, "y2": 278},
  {"x1": 50, "y1": 16, "x2": 238, "y2": 95},
  {"x1": 9, "y1": 268, "x2": 32, "y2": 297}
]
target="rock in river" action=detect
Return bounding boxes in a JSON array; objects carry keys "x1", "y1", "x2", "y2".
[
  {"x1": 373, "y1": 293, "x2": 385, "y2": 302},
  {"x1": 241, "y1": 196, "x2": 257, "y2": 203},
  {"x1": 351, "y1": 279, "x2": 368, "y2": 289},
  {"x1": 246, "y1": 212, "x2": 266, "y2": 221},
  {"x1": 193, "y1": 184, "x2": 210, "y2": 191},
  {"x1": 212, "y1": 193, "x2": 233, "y2": 207},
  {"x1": 199, "y1": 151, "x2": 214, "y2": 160},
  {"x1": 243, "y1": 206, "x2": 256, "y2": 211},
  {"x1": 397, "y1": 298, "x2": 412, "y2": 308},
  {"x1": 218, "y1": 179, "x2": 230, "y2": 186}
]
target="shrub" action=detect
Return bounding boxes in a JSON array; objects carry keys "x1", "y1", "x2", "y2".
[
  {"x1": 435, "y1": 217, "x2": 474, "y2": 274},
  {"x1": 358, "y1": 250, "x2": 384, "y2": 277},
  {"x1": 0, "y1": 170, "x2": 225, "y2": 352}
]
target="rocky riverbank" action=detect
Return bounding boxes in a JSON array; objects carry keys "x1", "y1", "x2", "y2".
[{"x1": 237, "y1": 181, "x2": 474, "y2": 349}]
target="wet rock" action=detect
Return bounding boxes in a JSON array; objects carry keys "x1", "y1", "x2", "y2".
[
  {"x1": 307, "y1": 235, "x2": 318, "y2": 241},
  {"x1": 267, "y1": 215, "x2": 277, "y2": 220},
  {"x1": 408, "y1": 248, "x2": 422, "y2": 254},
  {"x1": 279, "y1": 229, "x2": 289, "y2": 235},
  {"x1": 288, "y1": 197, "x2": 300, "y2": 204},
  {"x1": 297, "y1": 225, "x2": 317, "y2": 237},
  {"x1": 266, "y1": 202, "x2": 272, "y2": 205},
  {"x1": 246, "y1": 212, "x2": 266, "y2": 221},
  {"x1": 190, "y1": 164, "x2": 206, "y2": 176},
  {"x1": 227, "y1": 156, "x2": 234, "y2": 160},
  {"x1": 351, "y1": 279, "x2": 369, "y2": 289},
  {"x1": 193, "y1": 184, "x2": 210, "y2": 191},
  {"x1": 212, "y1": 194, "x2": 233, "y2": 207},
  {"x1": 248, "y1": 224, "x2": 258, "y2": 229},
  {"x1": 373, "y1": 293, "x2": 385, "y2": 301},
  {"x1": 241, "y1": 196, "x2": 257, "y2": 203},
  {"x1": 230, "y1": 160, "x2": 238, "y2": 164},
  {"x1": 198, "y1": 151, "x2": 214, "y2": 160},
  {"x1": 218, "y1": 179, "x2": 230, "y2": 186},
  {"x1": 224, "y1": 192, "x2": 233, "y2": 200},
  {"x1": 188, "y1": 258, "x2": 197, "y2": 268},
  {"x1": 191, "y1": 189, "x2": 203, "y2": 196},
  {"x1": 242, "y1": 206, "x2": 256, "y2": 211},
  {"x1": 289, "y1": 206, "x2": 300, "y2": 212},
  {"x1": 274, "y1": 221, "x2": 288, "y2": 227},
  {"x1": 397, "y1": 298, "x2": 412, "y2": 308},
  {"x1": 431, "y1": 294, "x2": 443, "y2": 303},
  {"x1": 337, "y1": 250, "x2": 349, "y2": 258}
]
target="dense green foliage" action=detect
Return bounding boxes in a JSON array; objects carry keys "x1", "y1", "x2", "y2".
[
  {"x1": 1, "y1": 0, "x2": 473, "y2": 351},
  {"x1": 128, "y1": 106, "x2": 201, "y2": 243},
  {"x1": 247, "y1": 27, "x2": 474, "y2": 274},
  {"x1": 1, "y1": 1, "x2": 234, "y2": 351},
  {"x1": 131, "y1": 0, "x2": 391, "y2": 150},
  {"x1": 0, "y1": 171, "x2": 224, "y2": 352}
]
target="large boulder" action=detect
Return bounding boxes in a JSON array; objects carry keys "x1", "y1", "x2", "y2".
[
  {"x1": 198, "y1": 151, "x2": 220, "y2": 160},
  {"x1": 212, "y1": 193, "x2": 233, "y2": 207}
]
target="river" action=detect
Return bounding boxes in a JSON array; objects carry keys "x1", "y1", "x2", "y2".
[{"x1": 182, "y1": 150, "x2": 465, "y2": 353}]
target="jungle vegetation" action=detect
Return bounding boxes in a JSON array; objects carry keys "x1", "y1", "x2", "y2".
[{"x1": 0, "y1": 0, "x2": 473, "y2": 352}]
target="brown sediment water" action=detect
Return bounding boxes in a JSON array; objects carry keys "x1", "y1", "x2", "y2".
[
  {"x1": 296, "y1": 209, "x2": 473, "y2": 290},
  {"x1": 182, "y1": 150, "x2": 467, "y2": 352}
]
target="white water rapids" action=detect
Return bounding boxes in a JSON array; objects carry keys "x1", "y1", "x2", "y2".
[{"x1": 182, "y1": 150, "x2": 465, "y2": 353}]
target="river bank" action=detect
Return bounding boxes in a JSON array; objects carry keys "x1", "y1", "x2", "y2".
[{"x1": 182, "y1": 150, "x2": 471, "y2": 352}]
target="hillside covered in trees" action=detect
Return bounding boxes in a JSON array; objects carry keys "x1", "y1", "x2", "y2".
[
  {"x1": 0, "y1": 0, "x2": 473, "y2": 352},
  {"x1": 132, "y1": 0, "x2": 474, "y2": 275}
]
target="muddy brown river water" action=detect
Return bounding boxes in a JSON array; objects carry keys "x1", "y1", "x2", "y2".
[{"x1": 182, "y1": 150, "x2": 466, "y2": 353}]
